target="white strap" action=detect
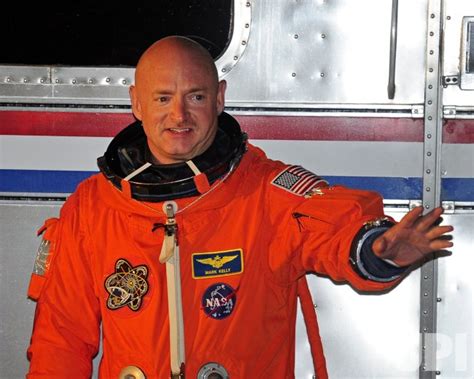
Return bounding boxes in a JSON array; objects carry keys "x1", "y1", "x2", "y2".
[
  {"x1": 159, "y1": 225, "x2": 177, "y2": 263},
  {"x1": 166, "y1": 245, "x2": 186, "y2": 375},
  {"x1": 185, "y1": 160, "x2": 201, "y2": 175},
  {"x1": 123, "y1": 162, "x2": 152, "y2": 181},
  {"x1": 161, "y1": 201, "x2": 185, "y2": 376}
]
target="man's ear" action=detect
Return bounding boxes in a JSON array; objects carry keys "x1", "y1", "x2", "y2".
[
  {"x1": 216, "y1": 80, "x2": 227, "y2": 115},
  {"x1": 129, "y1": 85, "x2": 143, "y2": 120}
]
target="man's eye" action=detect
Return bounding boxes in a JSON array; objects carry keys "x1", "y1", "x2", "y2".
[
  {"x1": 192, "y1": 94, "x2": 204, "y2": 101},
  {"x1": 159, "y1": 96, "x2": 169, "y2": 103}
]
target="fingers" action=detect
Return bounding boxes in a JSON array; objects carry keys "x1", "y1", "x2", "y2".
[
  {"x1": 415, "y1": 207, "x2": 445, "y2": 230},
  {"x1": 426, "y1": 225, "x2": 454, "y2": 240},
  {"x1": 398, "y1": 206, "x2": 424, "y2": 227},
  {"x1": 429, "y1": 238, "x2": 454, "y2": 251}
]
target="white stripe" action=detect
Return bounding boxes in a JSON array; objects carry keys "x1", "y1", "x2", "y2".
[
  {"x1": 0, "y1": 135, "x2": 111, "y2": 171},
  {"x1": 252, "y1": 140, "x2": 424, "y2": 177},
  {"x1": 1, "y1": 136, "x2": 473, "y2": 178}
]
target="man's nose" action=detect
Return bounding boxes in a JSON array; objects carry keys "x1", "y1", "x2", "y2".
[{"x1": 170, "y1": 98, "x2": 187, "y2": 122}]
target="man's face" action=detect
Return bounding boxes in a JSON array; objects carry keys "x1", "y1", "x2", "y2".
[{"x1": 130, "y1": 52, "x2": 226, "y2": 164}]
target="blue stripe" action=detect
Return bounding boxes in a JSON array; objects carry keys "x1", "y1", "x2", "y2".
[
  {"x1": 0, "y1": 169, "x2": 97, "y2": 194},
  {"x1": 1, "y1": 170, "x2": 473, "y2": 201},
  {"x1": 441, "y1": 178, "x2": 474, "y2": 201},
  {"x1": 324, "y1": 176, "x2": 422, "y2": 200}
]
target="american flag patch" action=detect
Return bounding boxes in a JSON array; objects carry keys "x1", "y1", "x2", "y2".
[{"x1": 271, "y1": 165, "x2": 327, "y2": 196}]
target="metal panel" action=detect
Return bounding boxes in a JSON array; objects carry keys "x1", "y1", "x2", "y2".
[
  {"x1": 436, "y1": 214, "x2": 474, "y2": 378},
  {"x1": 224, "y1": 0, "x2": 428, "y2": 108},
  {"x1": 0, "y1": 202, "x2": 61, "y2": 378},
  {"x1": 296, "y1": 207, "x2": 420, "y2": 378},
  {"x1": 442, "y1": 0, "x2": 474, "y2": 112},
  {"x1": 295, "y1": 210, "x2": 474, "y2": 378}
]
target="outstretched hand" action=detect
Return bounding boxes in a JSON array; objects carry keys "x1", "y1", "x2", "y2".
[{"x1": 372, "y1": 206, "x2": 453, "y2": 267}]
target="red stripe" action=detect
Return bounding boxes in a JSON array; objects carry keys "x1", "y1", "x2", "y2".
[
  {"x1": 0, "y1": 110, "x2": 473, "y2": 143},
  {"x1": 292, "y1": 173, "x2": 319, "y2": 193},
  {"x1": 0, "y1": 111, "x2": 135, "y2": 137},
  {"x1": 236, "y1": 115, "x2": 426, "y2": 142},
  {"x1": 294, "y1": 178, "x2": 320, "y2": 194},
  {"x1": 443, "y1": 120, "x2": 474, "y2": 144}
]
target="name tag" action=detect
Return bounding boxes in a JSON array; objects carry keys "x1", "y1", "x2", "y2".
[{"x1": 192, "y1": 249, "x2": 244, "y2": 279}]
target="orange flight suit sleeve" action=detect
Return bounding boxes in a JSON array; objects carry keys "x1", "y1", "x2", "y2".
[
  {"x1": 266, "y1": 180, "x2": 398, "y2": 292},
  {"x1": 27, "y1": 190, "x2": 101, "y2": 378}
]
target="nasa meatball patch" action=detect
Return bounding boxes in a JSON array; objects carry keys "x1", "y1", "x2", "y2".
[
  {"x1": 201, "y1": 283, "x2": 237, "y2": 320},
  {"x1": 271, "y1": 165, "x2": 327, "y2": 196}
]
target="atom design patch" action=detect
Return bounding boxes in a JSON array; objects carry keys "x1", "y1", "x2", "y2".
[
  {"x1": 105, "y1": 259, "x2": 149, "y2": 311},
  {"x1": 271, "y1": 165, "x2": 327, "y2": 196},
  {"x1": 201, "y1": 283, "x2": 237, "y2": 320}
]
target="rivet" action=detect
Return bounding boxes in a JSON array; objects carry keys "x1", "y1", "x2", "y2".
[
  {"x1": 292, "y1": 72, "x2": 296, "y2": 77},
  {"x1": 436, "y1": 371, "x2": 441, "y2": 375},
  {"x1": 321, "y1": 33, "x2": 326, "y2": 39},
  {"x1": 122, "y1": 79, "x2": 127, "y2": 85},
  {"x1": 241, "y1": 40, "x2": 247, "y2": 45},
  {"x1": 430, "y1": 50, "x2": 434, "y2": 55},
  {"x1": 428, "y1": 116, "x2": 433, "y2": 121},
  {"x1": 72, "y1": 79, "x2": 77, "y2": 84},
  {"x1": 88, "y1": 79, "x2": 94, "y2": 84},
  {"x1": 425, "y1": 204, "x2": 430, "y2": 209},
  {"x1": 23, "y1": 78, "x2": 29, "y2": 83},
  {"x1": 294, "y1": 34, "x2": 299, "y2": 39},
  {"x1": 246, "y1": 1, "x2": 250, "y2": 7},
  {"x1": 429, "y1": 85, "x2": 433, "y2": 89},
  {"x1": 437, "y1": 297, "x2": 442, "y2": 302},
  {"x1": 221, "y1": 68, "x2": 227, "y2": 73},
  {"x1": 426, "y1": 169, "x2": 431, "y2": 174},
  {"x1": 424, "y1": 275, "x2": 429, "y2": 279},
  {"x1": 431, "y1": 13, "x2": 435, "y2": 19},
  {"x1": 55, "y1": 79, "x2": 60, "y2": 84},
  {"x1": 430, "y1": 31, "x2": 434, "y2": 36},
  {"x1": 423, "y1": 328, "x2": 428, "y2": 332},
  {"x1": 245, "y1": 23, "x2": 249, "y2": 28},
  {"x1": 424, "y1": 292, "x2": 428, "y2": 296},
  {"x1": 429, "y1": 68, "x2": 434, "y2": 73},
  {"x1": 427, "y1": 151, "x2": 432, "y2": 156},
  {"x1": 423, "y1": 310, "x2": 428, "y2": 315},
  {"x1": 428, "y1": 100, "x2": 432, "y2": 105},
  {"x1": 427, "y1": 134, "x2": 432, "y2": 139},
  {"x1": 446, "y1": 16, "x2": 451, "y2": 20},
  {"x1": 6, "y1": 77, "x2": 11, "y2": 82},
  {"x1": 233, "y1": 56, "x2": 238, "y2": 60},
  {"x1": 426, "y1": 187, "x2": 431, "y2": 192},
  {"x1": 40, "y1": 78, "x2": 45, "y2": 84},
  {"x1": 320, "y1": 72, "x2": 325, "y2": 77},
  {"x1": 105, "y1": 77, "x2": 111, "y2": 83}
]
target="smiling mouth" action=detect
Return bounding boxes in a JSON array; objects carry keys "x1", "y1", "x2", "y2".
[{"x1": 167, "y1": 128, "x2": 192, "y2": 134}]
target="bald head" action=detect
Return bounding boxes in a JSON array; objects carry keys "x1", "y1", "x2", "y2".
[
  {"x1": 129, "y1": 36, "x2": 227, "y2": 164},
  {"x1": 135, "y1": 36, "x2": 219, "y2": 90}
]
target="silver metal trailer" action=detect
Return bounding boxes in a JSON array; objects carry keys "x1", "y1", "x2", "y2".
[{"x1": 1, "y1": 0, "x2": 472, "y2": 378}]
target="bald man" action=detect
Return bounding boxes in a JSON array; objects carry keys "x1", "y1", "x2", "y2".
[{"x1": 27, "y1": 36, "x2": 453, "y2": 379}]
